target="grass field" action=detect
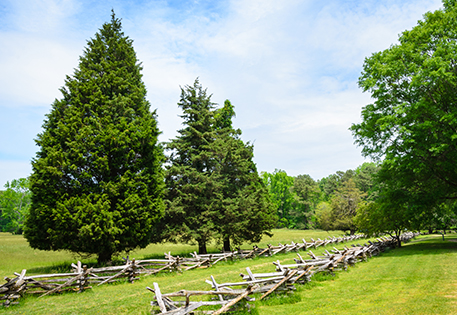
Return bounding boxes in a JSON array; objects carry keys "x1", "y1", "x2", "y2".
[{"x1": 1, "y1": 230, "x2": 456, "y2": 314}]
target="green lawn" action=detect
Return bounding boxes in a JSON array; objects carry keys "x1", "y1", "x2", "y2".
[
  {"x1": 0, "y1": 229, "x2": 344, "y2": 276},
  {"x1": 1, "y1": 231, "x2": 456, "y2": 314}
]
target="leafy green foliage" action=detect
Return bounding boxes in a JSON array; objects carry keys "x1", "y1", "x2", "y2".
[
  {"x1": 353, "y1": 162, "x2": 380, "y2": 201},
  {"x1": 319, "y1": 169, "x2": 355, "y2": 201},
  {"x1": 314, "y1": 165, "x2": 378, "y2": 232},
  {"x1": 261, "y1": 170, "x2": 320, "y2": 229},
  {"x1": 328, "y1": 179, "x2": 365, "y2": 235},
  {"x1": 261, "y1": 170, "x2": 295, "y2": 228},
  {"x1": 0, "y1": 178, "x2": 31, "y2": 234},
  {"x1": 351, "y1": 1, "x2": 457, "y2": 212},
  {"x1": 25, "y1": 13, "x2": 164, "y2": 264},
  {"x1": 290, "y1": 174, "x2": 321, "y2": 229}
]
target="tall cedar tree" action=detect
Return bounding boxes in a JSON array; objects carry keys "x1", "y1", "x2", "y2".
[
  {"x1": 161, "y1": 79, "x2": 219, "y2": 254},
  {"x1": 160, "y1": 81, "x2": 276, "y2": 254},
  {"x1": 25, "y1": 13, "x2": 164, "y2": 264},
  {"x1": 213, "y1": 100, "x2": 276, "y2": 251}
]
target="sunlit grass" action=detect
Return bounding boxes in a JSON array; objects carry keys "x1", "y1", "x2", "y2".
[
  {"x1": 3, "y1": 231, "x2": 455, "y2": 314},
  {"x1": 255, "y1": 234, "x2": 457, "y2": 315},
  {"x1": 0, "y1": 229, "x2": 345, "y2": 276}
]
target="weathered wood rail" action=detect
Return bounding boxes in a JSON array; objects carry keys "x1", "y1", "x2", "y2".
[{"x1": 148, "y1": 232, "x2": 419, "y2": 314}]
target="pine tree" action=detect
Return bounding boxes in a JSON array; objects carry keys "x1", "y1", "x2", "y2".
[
  {"x1": 161, "y1": 79, "x2": 219, "y2": 254},
  {"x1": 160, "y1": 84, "x2": 276, "y2": 254},
  {"x1": 213, "y1": 100, "x2": 276, "y2": 251},
  {"x1": 25, "y1": 12, "x2": 164, "y2": 264}
]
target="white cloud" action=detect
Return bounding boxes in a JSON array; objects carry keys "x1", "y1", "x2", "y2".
[{"x1": 0, "y1": 32, "x2": 82, "y2": 107}]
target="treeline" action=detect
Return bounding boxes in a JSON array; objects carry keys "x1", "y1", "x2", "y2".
[
  {"x1": 260, "y1": 162, "x2": 379, "y2": 232},
  {"x1": 0, "y1": 178, "x2": 31, "y2": 234}
]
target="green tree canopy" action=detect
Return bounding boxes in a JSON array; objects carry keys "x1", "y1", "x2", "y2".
[
  {"x1": 25, "y1": 13, "x2": 164, "y2": 264},
  {"x1": 319, "y1": 169, "x2": 355, "y2": 201},
  {"x1": 212, "y1": 100, "x2": 276, "y2": 251},
  {"x1": 290, "y1": 174, "x2": 320, "y2": 229},
  {"x1": 0, "y1": 178, "x2": 31, "y2": 234},
  {"x1": 353, "y1": 162, "x2": 380, "y2": 201},
  {"x1": 329, "y1": 179, "x2": 365, "y2": 235},
  {"x1": 351, "y1": 1, "x2": 457, "y2": 212},
  {"x1": 261, "y1": 170, "x2": 295, "y2": 228},
  {"x1": 160, "y1": 79, "x2": 219, "y2": 254},
  {"x1": 355, "y1": 190, "x2": 413, "y2": 247}
]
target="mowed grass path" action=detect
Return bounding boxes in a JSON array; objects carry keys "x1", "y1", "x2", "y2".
[{"x1": 0, "y1": 231, "x2": 456, "y2": 314}]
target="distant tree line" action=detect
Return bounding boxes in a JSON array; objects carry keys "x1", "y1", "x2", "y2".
[
  {"x1": 0, "y1": 178, "x2": 31, "y2": 234},
  {"x1": 260, "y1": 162, "x2": 379, "y2": 234}
]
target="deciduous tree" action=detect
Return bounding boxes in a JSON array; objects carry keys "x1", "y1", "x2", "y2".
[
  {"x1": 351, "y1": 1, "x2": 457, "y2": 213},
  {"x1": 290, "y1": 174, "x2": 320, "y2": 229},
  {"x1": 0, "y1": 178, "x2": 31, "y2": 234},
  {"x1": 329, "y1": 179, "x2": 365, "y2": 235},
  {"x1": 261, "y1": 170, "x2": 295, "y2": 228}
]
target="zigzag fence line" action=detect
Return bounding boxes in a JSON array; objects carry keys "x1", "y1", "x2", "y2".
[
  {"x1": 1, "y1": 233, "x2": 373, "y2": 307},
  {"x1": 148, "y1": 232, "x2": 419, "y2": 315}
]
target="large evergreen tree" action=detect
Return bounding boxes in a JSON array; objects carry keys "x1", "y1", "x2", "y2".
[
  {"x1": 25, "y1": 13, "x2": 164, "y2": 264},
  {"x1": 160, "y1": 81, "x2": 276, "y2": 254},
  {"x1": 212, "y1": 100, "x2": 276, "y2": 251},
  {"x1": 161, "y1": 79, "x2": 219, "y2": 254}
]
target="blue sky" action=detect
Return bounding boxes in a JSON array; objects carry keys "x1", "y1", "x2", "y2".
[{"x1": 0, "y1": 0, "x2": 443, "y2": 187}]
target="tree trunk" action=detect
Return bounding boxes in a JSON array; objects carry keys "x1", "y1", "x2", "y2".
[
  {"x1": 198, "y1": 240, "x2": 207, "y2": 255},
  {"x1": 97, "y1": 251, "x2": 113, "y2": 265},
  {"x1": 395, "y1": 234, "x2": 401, "y2": 248},
  {"x1": 223, "y1": 237, "x2": 231, "y2": 252}
]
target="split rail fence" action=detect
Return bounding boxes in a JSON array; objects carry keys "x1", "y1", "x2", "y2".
[
  {"x1": 148, "y1": 232, "x2": 419, "y2": 314},
  {"x1": 1, "y1": 233, "x2": 404, "y2": 308}
]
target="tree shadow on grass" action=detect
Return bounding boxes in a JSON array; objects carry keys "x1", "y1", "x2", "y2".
[
  {"x1": 376, "y1": 236, "x2": 457, "y2": 258},
  {"x1": 27, "y1": 262, "x2": 77, "y2": 274}
]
